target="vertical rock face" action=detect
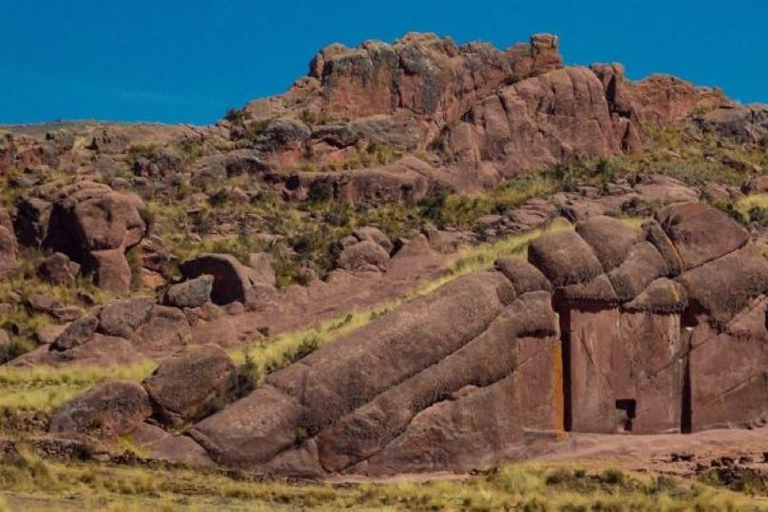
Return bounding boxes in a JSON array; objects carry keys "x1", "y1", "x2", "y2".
[
  {"x1": 563, "y1": 307, "x2": 683, "y2": 434},
  {"x1": 539, "y1": 206, "x2": 768, "y2": 437}
]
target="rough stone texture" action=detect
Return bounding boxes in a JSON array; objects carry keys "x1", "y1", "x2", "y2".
[
  {"x1": 164, "y1": 275, "x2": 214, "y2": 309},
  {"x1": 283, "y1": 33, "x2": 562, "y2": 134},
  {"x1": 655, "y1": 203, "x2": 748, "y2": 270},
  {"x1": 528, "y1": 231, "x2": 603, "y2": 287},
  {"x1": 688, "y1": 298, "x2": 768, "y2": 431},
  {"x1": 564, "y1": 307, "x2": 683, "y2": 434},
  {"x1": 676, "y1": 245, "x2": 768, "y2": 325},
  {"x1": 623, "y1": 74, "x2": 730, "y2": 124},
  {"x1": 52, "y1": 203, "x2": 768, "y2": 476},
  {"x1": 247, "y1": 253, "x2": 276, "y2": 287},
  {"x1": 560, "y1": 274, "x2": 619, "y2": 304},
  {"x1": 14, "y1": 197, "x2": 52, "y2": 247},
  {"x1": 180, "y1": 253, "x2": 267, "y2": 305},
  {"x1": 359, "y1": 335, "x2": 561, "y2": 475},
  {"x1": 316, "y1": 291, "x2": 559, "y2": 472},
  {"x1": 48, "y1": 381, "x2": 151, "y2": 440},
  {"x1": 38, "y1": 252, "x2": 81, "y2": 286},
  {"x1": 697, "y1": 104, "x2": 768, "y2": 144},
  {"x1": 129, "y1": 306, "x2": 192, "y2": 357},
  {"x1": 353, "y1": 226, "x2": 394, "y2": 254},
  {"x1": 148, "y1": 435, "x2": 216, "y2": 467},
  {"x1": 337, "y1": 240, "x2": 390, "y2": 272},
  {"x1": 143, "y1": 344, "x2": 238, "y2": 427},
  {"x1": 607, "y1": 241, "x2": 668, "y2": 302},
  {"x1": 642, "y1": 220, "x2": 684, "y2": 277},
  {"x1": 190, "y1": 271, "x2": 516, "y2": 468},
  {"x1": 42, "y1": 181, "x2": 146, "y2": 293},
  {"x1": 493, "y1": 257, "x2": 552, "y2": 295},
  {"x1": 576, "y1": 216, "x2": 641, "y2": 272},
  {"x1": 454, "y1": 67, "x2": 620, "y2": 177},
  {"x1": 88, "y1": 249, "x2": 133, "y2": 294},
  {"x1": 623, "y1": 278, "x2": 688, "y2": 313},
  {"x1": 283, "y1": 157, "x2": 433, "y2": 205},
  {"x1": 98, "y1": 298, "x2": 156, "y2": 338},
  {"x1": 51, "y1": 315, "x2": 99, "y2": 351}
]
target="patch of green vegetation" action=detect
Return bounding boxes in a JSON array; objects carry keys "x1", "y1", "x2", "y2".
[{"x1": 732, "y1": 194, "x2": 768, "y2": 224}]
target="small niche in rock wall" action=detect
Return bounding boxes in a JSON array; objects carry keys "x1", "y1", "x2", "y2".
[{"x1": 615, "y1": 399, "x2": 637, "y2": 433}]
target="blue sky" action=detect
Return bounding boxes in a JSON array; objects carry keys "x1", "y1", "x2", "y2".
[{"x1": 1, "y1": 0, "x2": 766, "y2": 125}]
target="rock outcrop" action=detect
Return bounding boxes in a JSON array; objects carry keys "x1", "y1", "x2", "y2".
[
  {"x1": 24, "y1": 180, "x2": 148, "y2": 294},
  {"x1": 143, "y1": 344, "x2": 238, "y2": 427},
  {"x1": 179, "y1": 253, "x2": 273, "y2": 305},
  {"x1": 85, "y1": 202, "x2": 765, "y2": 476},
  {"x1": 49, "y1": 381, "x2": 151, "y2": 440}
]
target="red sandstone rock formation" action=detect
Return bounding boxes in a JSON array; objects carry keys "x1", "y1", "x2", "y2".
[{"x1": 53, "y1": 202, "x2": 765, "y2": 477}]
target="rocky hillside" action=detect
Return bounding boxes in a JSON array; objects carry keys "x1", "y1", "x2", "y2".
[{"x1": 2, "y1": 33, "x2": 768, "y2": 480}]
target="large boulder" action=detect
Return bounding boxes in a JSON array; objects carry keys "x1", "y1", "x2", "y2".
[
  {"x1": 352, "y1": 226, "x2": 394, "y2": 254},
  {"x1": 87, "y1": 249, "x2": 133, "y2": 294},
  {"x1": 315, "y1": 290, "x2": 559, "y2": 473},
  {"x1": 42, "y1": 181, "x2": 146, "y2": 294},
  {"x1": 179, "y1": 253, "x2": 267, "y2": 305},
  {"x1": 528, "y1": 231, "x2": 603, "y2": 286},
  {"x1": 697, "y1": 104, "x2": 768, "y2": 144},
  {"x1": 655, "y1": 203, "x2": 748, "y2": 270},
  {"x1": 493, "y1": 257, "x2": 551, "y2": 295},
  {"x1": 247, "y1": 253, "x2": 276, "y2": 287},
  {"x1": 98, "y1": 298, "x2": 155, "y2": 339},
  {"x1": 677, "y1": 245, "x2": 768, "y2": 324},
  {"x1": 13, "y1": 196, "x2": 52, "y2": 246},
  {"x1": 38, "y1": 252, "x2": 81, "y2": 286},
  {"x1": 301, "y1": 33, "x2": 561, "y2": 131},
  {"x1": 164, "y1": 275, "x2": 214, "y2": 309},
  {"x1": 283, "y1": 158, "x2": 432, "y2": 205},
  {"x1": 49, "y1": 381, "x2": 151, "y2": 440},
  {"x1": 607, "y1": 241, "x2": 668, "y2": 302},
  {"x1": 336, "y1": 241, "x2": 390, "y2": 272},
  {"x1": 143, "y1": 344, "x2": 238, "y2": 427},
  {"x1": 623, "y1": 278, "x2": 687, "y2": 314},
  {"x1": 51, "y1": 315, "x2": 99, "y2": 352},
  {"x1": 576, "y1": 216, "x2": 641, "y2": 271}
]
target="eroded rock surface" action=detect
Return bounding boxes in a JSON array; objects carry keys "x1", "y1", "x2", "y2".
[{"x1": 129, "y1": 202, "x2": 768, "y2": 476}]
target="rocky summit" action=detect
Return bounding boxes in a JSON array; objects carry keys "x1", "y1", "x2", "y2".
[{"x1": 3, "y1": 32, "x2": 768, "y2": 490}]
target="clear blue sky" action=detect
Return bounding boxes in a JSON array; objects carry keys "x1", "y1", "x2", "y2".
[{"x1": 1, "y1": 0, "x2": 766, "y2": 125}]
